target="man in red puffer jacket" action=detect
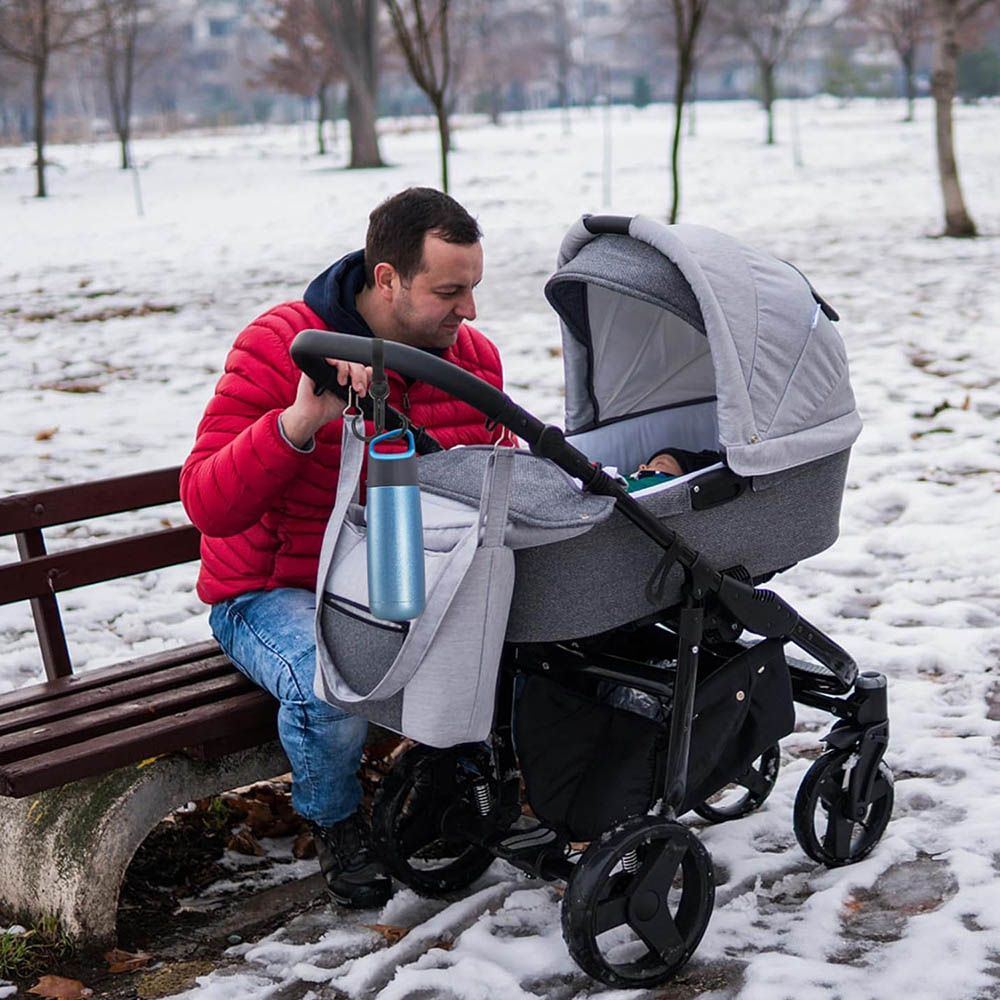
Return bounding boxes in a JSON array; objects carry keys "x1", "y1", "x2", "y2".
[{"x1": 181, "y1": 188, "x2": 511, "y2": 910}]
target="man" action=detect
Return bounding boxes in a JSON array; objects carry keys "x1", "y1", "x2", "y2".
[{"x1": 181, "y1": 188, "x2": 510, "y2": 910}]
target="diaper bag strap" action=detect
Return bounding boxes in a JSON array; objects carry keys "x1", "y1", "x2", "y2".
[{"x1": 314, "y1": 420, "x2": 366, "y2": 607}]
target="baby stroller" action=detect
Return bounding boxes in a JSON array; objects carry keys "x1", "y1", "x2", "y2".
[{"x1": 292, "y1": 215, "x2": 893, "y2": 990}]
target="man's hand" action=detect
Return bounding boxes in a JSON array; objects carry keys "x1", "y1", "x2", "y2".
[{"x1": 281, "y1": 360, "x2": 373, "y2": 449}]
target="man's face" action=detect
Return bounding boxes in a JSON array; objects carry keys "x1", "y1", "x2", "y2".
[{"x1": 388, "y1": 234, "x2": 483, "y2": 350}]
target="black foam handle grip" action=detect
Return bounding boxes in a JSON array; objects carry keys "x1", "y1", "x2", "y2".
[{"x1": 290, "y1": 329, "x2": 546, "y2": 448}]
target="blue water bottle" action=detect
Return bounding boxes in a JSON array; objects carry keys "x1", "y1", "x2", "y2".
[{"x1": 366, "y1": 429, "x2": 426, "y2": 621}]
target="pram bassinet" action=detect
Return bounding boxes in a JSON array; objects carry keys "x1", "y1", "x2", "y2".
[{"x1": 416, "y1": 215, "x2": 862, "y2": 641}]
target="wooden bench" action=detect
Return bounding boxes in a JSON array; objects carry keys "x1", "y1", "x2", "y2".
[{"x1": 0, "y1": 467, "x2": 288, "y2": 944}]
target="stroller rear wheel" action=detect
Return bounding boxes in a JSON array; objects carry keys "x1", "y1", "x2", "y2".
[
  {"x1": 692, "y1": 744, "x2": 781, "y2": 823},
  {"x1": 793, "y1": 747, "x2": 894, "y2": 867},
  {"x1": 371, "y1": 744, "x2": 497, "y2": 895},
  {"x1": 562, "y1": 815, "x2": 714, "y2": 989}
]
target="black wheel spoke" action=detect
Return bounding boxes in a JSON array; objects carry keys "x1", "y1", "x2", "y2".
[
  {"x1": 633, "y1": 840, "x2": 685, "y2": 899},
  {"x1": 737, "y1": 765, "x2": 770, "y2": 799},
  {"x1": 629, "y1": 905, "x2": 685, "y2": 959},
  {"x1": 396, "y1": 809, "x2": 442, "y2": 856},
  {"x1": 822, "y1": 809, "x2": 855, "y2": 859},
  {"x1": 594, "y1": 894, "x2": 629, "y2": 935}
]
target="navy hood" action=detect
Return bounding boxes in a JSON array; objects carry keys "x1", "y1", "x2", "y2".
[{"x1": 303, "y1": 249, "x2": 372, "y2": 337}]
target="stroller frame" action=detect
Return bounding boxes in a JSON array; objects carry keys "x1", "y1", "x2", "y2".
[{"x1": 292, "y1": 326, "x2": 893, "y2": 989}]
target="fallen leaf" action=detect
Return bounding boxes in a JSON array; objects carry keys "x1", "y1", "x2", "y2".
[
  {"x1": 34, "y1": 426, "x2": 59, "y2": 441},
  {"x1": 28, "y1": 975, "x2": 93, "y2": 999},
  {"x1": 225, "y1": 824, "x2": 264, "y2": 856},
  {"x1": 105, "y1": 947, "x2": 154, "y2": 973},
  {"x1": 292, "y1": 829, "x2": 316, "y2": 859},
  {"x1": 363, "y1": 923, "x2": 410, "y2": 944},
  {"x1": 842, "y1": 896, "x2": 865, "y2": 914}
]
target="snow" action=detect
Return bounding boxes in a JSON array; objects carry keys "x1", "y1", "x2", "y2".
[{"x1": 3, "y1": 97, "x2": 1000, "y2": 998}]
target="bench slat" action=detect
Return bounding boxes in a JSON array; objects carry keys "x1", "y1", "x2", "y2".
[
  {"x1": 0, "y1": 673, "x2": 261, "y2": 763},
  {"x1": 0, "y1": 641, "x2": 222, "y2": 713},
  {"x1": 0, "y1": 690, "x2": 278, "y2": 797},
  {"x1": 0, "y1": 655, "x2": 237, "y2": 737},
  {"x1": 0, "y1": 467, "x2": 183, "y2": 534},
  {"x1": 0, "y1": 525, "x2": 202, "y2": 605}
]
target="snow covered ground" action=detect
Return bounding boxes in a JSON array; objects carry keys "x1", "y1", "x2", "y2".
[{"x1": 2, "y1": 97, "x2": 1000, "y2": 999}]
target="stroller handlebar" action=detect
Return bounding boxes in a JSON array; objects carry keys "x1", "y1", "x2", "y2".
[{"x1": 291, "y1": 329, "x2": 554, "y2": 450}]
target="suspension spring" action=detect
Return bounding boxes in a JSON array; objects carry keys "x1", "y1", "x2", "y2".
[
  {"x1": 472, "y1": 778, "x2": 494, "y2": 817},
  {"x1": 621, "y1": 849, "x2": 641, "y2": 874}
]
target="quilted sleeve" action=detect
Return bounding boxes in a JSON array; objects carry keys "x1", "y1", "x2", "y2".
[
  {"x1": 180, "y1": 312, "x2": 312, "y2": 537},
  {"x1": 473, "y1": 327, "x2": 520, "y2": 448}
]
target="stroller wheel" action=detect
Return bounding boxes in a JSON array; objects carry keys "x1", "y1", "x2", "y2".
[
  {"x1": 793, "y1": 748, "x2": 894, "y2": 867},
  {"x1": 561, "y1": 816, "x2": 714, "y2": 989},
  {"x1": 692, "y1": 744, "x2": 781, "y2": 823},
  {"x1": 371, "y1": 744, "x2": 497, "y2": 896}
]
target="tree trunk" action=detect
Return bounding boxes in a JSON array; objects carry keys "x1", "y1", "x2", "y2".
[
  {"x1": 33, "y1": 55, "x2": 47, "y2": 198},
  {"x1": 488, "y1": 83, "x2": 502, "y2": 126},
  {"x1": 317, "y1": 84, "x2": 329, "y2": 156},
  {"x1": 761, "y1": 61, "x2": 776, "y2": 145},
  {"x1": 434, "y1": 99, "x2": 450, "y2": 192},
  {"x1": 687, "y1": 68, "x2": 697, "y2": 138},
  {"x1": 931, "y1": 0, "x2": 976, "y2": 236},
  {"x1": 118, "y1": 128, "x2": 130, "y2": 169},
  {"x1": 902, "y1": 46, "x2": 916, "y2": 122},
  {"x1": 669, "y1": 52, "x2": 691, "y2": 224},
  {"x1": 347, "y1": 82, "x2": 382, "y2": 168}
]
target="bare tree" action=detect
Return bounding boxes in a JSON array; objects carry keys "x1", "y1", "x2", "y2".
[
  {"x1": 0, "y1": 0, "x2": 98, "y2": 196},
  {"x1": 464, "y1": 0, "x2": 503, "y2": 123},
  {"x1": 851, "y1": 0, "x2": 929, "y2": 121},
  {"x1": 94, "y1": 0, "x2": 163, "y2": 169},
  {"x1": 315, "y1": 0, "x2": 383, "y2": 168},
  {"x1": 717, "y1": 0, "x2": 823, "y2": 145},
  {"x1": 929, "y1": 0, "x2": 997, "y2": 236},
  {"x1": 550, "y1": 0, "x2": 573, "y2": 133},
  {"x1": 259, "y1": 0, "x2": 342, "y2": 155},
  {"x1": 667, "y1": 0, "x2": 711, "y2": 223},
  {"x1": 383, "y1": 0, "x2": 455, "y2": 191}
]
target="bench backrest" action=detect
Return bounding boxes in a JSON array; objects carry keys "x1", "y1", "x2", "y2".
[{"x1": 0, "y1": 467, "x2": 201, "y2": 680}]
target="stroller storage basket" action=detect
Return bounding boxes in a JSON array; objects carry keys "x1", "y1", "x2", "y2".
[{"x1": 514, "y1": 639, "x2": 795, "y2": 840}]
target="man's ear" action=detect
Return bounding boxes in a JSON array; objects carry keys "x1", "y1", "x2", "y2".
[{"x1": 372, "y1": 262, "x2": 397, "y2": 300}]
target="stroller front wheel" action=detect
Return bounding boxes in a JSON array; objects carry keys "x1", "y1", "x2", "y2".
[
  {"x1": 561, "y1": 815, "x2": 715, "y2": 989},
  {"x1": 793, "y1": 747, "x2": 894, "y2": 867}
]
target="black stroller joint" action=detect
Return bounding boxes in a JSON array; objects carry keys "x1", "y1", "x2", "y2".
[{"x1": 291, "y1": 215, "x2": 893, "y2": 990}]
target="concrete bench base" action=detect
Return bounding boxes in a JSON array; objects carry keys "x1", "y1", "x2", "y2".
[{"x1": 0, "y1": 742, "x2": 291, "y2": 945}]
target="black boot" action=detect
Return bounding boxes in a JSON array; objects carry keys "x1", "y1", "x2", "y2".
[{"x1": 310, "y1": 812, "x2": 393, "y2": 909}]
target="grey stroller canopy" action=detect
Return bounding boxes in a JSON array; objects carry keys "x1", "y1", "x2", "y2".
[{"x1": 547, "y1": 216, "x2": 862, "y2": 478}]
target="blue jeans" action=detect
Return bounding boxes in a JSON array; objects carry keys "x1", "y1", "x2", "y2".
[{"x1": 209, "y1": 588, "x2": 369, "y2": 828}]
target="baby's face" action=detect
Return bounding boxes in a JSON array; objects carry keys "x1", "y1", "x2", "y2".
[{"x1": 638, "y1": 453, "x2": 683, "y2": 476}]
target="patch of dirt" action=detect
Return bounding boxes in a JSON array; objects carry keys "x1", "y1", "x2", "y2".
[
  {"x1": 70, "y1": 304, "x2": 178, "y2": 323},
  {"x1": 116, "y1": 778, "x2": 312, "y2": 951}
]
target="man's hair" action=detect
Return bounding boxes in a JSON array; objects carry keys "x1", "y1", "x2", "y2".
[{"x1": 364, "y1": 187, "x2": 482, "y2": 287}]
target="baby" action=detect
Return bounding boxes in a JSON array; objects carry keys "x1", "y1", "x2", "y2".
[{"x1": 623, "y1": 447, "x2": 721, "y2": 493}]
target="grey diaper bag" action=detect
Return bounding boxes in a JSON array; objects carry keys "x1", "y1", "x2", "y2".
[{"x1": 313, "y1": 424, "x2": 517, "y2": 747}]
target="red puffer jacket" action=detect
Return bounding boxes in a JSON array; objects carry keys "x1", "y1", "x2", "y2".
[{"x1": 180, "y1": 301, "x2": 508, "y2": 604}]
